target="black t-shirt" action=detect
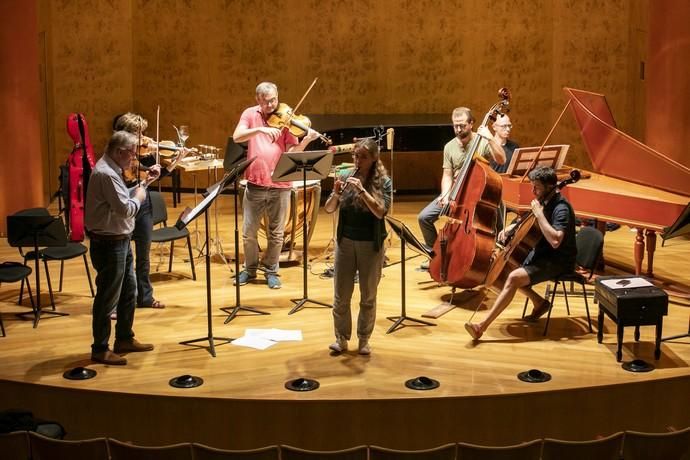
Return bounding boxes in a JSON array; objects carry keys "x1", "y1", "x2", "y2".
[
  {"x1": 532, "y1": 192, "x2": 577, "y2": 265},
  {"x1": 491, "y1": 139, "x2": 519, "y2": 174}
]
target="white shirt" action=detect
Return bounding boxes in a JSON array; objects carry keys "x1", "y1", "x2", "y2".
[{"x1": 85, "y1": 154, "x2": 140, "y2": 235}]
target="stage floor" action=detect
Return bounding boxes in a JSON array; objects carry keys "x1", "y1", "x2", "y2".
[{"x1": 2, "y1": 197, "x2": 690, "y2": 449}]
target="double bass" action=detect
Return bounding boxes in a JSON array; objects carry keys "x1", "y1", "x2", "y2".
[
  {"x1": 428, "y1": 89, "x2": 510, "y2": 288},
  {"x1": 65, "y1": 113, "x2": 96, "y2": 242}
]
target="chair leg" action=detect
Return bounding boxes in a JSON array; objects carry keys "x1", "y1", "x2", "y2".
[
  {"x1": 522, "y1": 297, "x2": 529, "y2": 318},
  {"x1": 59, "y1": 260, "x2": 64, "y2": 292},
  {"x1": 25, "y1": 276, "x2": 35, "y2": 308},
  {"x1": 187, "y1": 235, "x2": 196, "y2": 281},
  {"x1": 168, "y1": 241, "x2": 175, "y2": 273},
  {"x1": 83, "y1": 254, "x2": 95, "y2": 297},
  {"x1": 543, "y1": 281, "x2": 558, "y2": 336},
  {"x1": 0, "y1": 311, "x2": 5, "y2": 337},
  {"x1": 43, "y1": 259, "x2": 57, "y2": 311},
  {"x1": 18, "y1": 277, "x2": 25, "y2": 306},
  {"x1": 582, "y1": 283, "x2": 593, "y2": 333},
  {"x1": 562, "y1": 281, "x2": 571, "y2": 315}
]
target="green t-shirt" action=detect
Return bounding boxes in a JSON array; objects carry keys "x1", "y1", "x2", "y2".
[{"x1": 442, "y1": 132, "x2": 491, "y2": 177}]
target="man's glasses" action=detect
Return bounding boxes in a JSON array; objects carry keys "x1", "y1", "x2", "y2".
[
  {"x1": 495, "y1": 124, "x2": 513, "y2": 129},
  {"x1": 454, "y1": 124, "x2": 469, "y2": 130}
]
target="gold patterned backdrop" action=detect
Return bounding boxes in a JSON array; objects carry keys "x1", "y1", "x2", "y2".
[{"x1": 41, "y1": 0, "x2": 647, "y2": 192}]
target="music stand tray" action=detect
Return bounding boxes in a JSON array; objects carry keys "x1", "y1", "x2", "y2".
[
  {"x1": 175, "y1": 163, "x2": 249, "y2": 357},
  {"x1": 272, "y1": 150, "x2": 334, "y2": 314},
  {"x1": 7, "y1": 215, "x2": 69, "y2": 327},
  {"x1": 385, "y1": 216, "x2": 436, "y2": 333}
]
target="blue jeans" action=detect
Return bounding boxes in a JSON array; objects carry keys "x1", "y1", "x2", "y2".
[
  {"x1": 418, "y1": 199, "x2": 442, "y2": 250},
  {"x1": 89, "y1": 238, "x2": 137, "y2": 353},
  {"x1": 132, "y1": 195, "x2": 154, "y2": 306},
  {"x1": 242, "y1": 184, "x2": 290, "y2": 276}
]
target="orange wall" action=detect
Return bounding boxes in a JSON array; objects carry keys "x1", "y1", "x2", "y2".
[
  {"x1": 0, "y1": 1, "x2": 45, "y2": 235},
  {"x1": 646, "y1": 0, "x2": 690, "y2": 166}
]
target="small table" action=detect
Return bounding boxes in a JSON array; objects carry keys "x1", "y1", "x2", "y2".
[{"x1": 595, "y1": 276, "x2": 668, "y2": 362}]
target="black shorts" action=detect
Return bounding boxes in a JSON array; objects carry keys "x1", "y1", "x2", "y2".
[{"x1": 522, "y1": 251, "x2": 574, "y2": 286}]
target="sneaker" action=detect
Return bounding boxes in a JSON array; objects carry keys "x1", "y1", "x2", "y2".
[
  {"x1": 358, "y1": 339, "x2": 371, "y2": 355},
  {"x1": 265, "y1": 273, "x2": 282, "y2": 289},
  {"x1": 233, "y1": 270, "x2": 256, "y2": 286},
  {"x1": 420, "y1": 259, "x2": 430, "y2": 270},
  {"x1": 329, "y1": 339, "x2": 348, "y2": 353}
]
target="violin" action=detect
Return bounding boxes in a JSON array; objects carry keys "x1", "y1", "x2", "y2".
[
  {"x1": 266, "y1": 103, "x2": 332, "y2": 145},
  {"x1": 139, "y1": 135, "x2": 198, "y2": 157}
]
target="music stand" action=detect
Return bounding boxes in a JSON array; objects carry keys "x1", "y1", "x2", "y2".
[
  {"x1": 219, "y1": 144, "x2": 271, "y2": 323},
  {"x1": 272, "y1": 150, "x2": 333, "y2": 314},
  {"x1": 176, "y1": 166, "x2": 243, "y2": 357},
  {"x1": 7, "y1": 215, "x2": 69, "y2": 327},
  {"x1": 384, "y1": 216, "x2": 436, "y2": 333}
]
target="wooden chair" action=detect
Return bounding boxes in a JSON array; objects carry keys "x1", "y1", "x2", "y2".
[
  {"x1": 29, "y1": 431, "x2": 109, "y2": 460},
  {"x1": 282, "y1": 444, "x2": 368, "y2": 460},
  {"x1": 456, "y1": 439, "x2": 542, "y2": 460},
  {"x1": 541, "y1": 431, "x2": 623, "y2": 460},
  {"x1": 108, "y1": 438, "x2": 193, "y2": 460},
  {"x1": 370, "y1": 443, "x2": 456, "y2": 459},
  {"x1": 192, "y1": 443, "x2": 280, "y2": 460},
  {"x1": 149, "y1": 190, "x2": 196, "y2": 280},
  {"x1": 622, "y1": 426, "x2": 690, "y2": 460},
  {"x1": 0, "y1": 431, "x2": 30, "y2": 460}
]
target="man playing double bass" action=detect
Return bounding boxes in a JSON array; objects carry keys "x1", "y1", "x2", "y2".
[
  {"x1": 464, "y1": 166, "x2": 577, "y2": 340},
  {"x1": 417, "y1": 107, "x2": 506, "y2": 269}
]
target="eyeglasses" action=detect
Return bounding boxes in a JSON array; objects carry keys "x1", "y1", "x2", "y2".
[
  {"x1": 454, "y1": 124, "x2": 469, "y2": 130},
  {"x1": 495, "y1": 124, "x2": 513, "y2": 129},
  {"x1": 119, "y1": 147, "x2": 136, "y2": 156}
]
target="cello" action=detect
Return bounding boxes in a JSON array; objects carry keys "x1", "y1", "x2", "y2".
[
  {"x1": 64, "y1": 113, "x2": 96, "y2": 242},
  {"x1": 483, "y1": 169, "x2": 581, "y2": 289},
  {"x1": 428, "y1": 89, "x2": 510, "y2": 288}
]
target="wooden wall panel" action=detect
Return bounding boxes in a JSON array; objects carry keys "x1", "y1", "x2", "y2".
[
  {"x1": 0, "y1": 0, "x2": 44, "y2": 234},
  {"x1": 35, "y1": 0, "x2": 649, "y2": 192},
  {"x1": 646, "y1": 0, "x2": 690, "y2": 166}
]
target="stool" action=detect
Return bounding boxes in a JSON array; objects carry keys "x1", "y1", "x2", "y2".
[{"x1": 595, "y1": 276, "x2": 667, "y2": 362}]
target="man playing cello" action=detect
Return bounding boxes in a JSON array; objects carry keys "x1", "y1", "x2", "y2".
[{"x1": 464, "y1": 166, "x2": 577, "y2": 340}]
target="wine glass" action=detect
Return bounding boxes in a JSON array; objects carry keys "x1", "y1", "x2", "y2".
[{"x1": 178, "y1": 125, "x2": 190, "y2": 147}]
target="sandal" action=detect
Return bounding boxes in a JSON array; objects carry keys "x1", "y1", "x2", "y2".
[
  {"x1": 138, "y1": 299, "x2": 166, "y2": 309},
  {"x1": 464, "y1": 322, "x2": 483, "y2": 341}
]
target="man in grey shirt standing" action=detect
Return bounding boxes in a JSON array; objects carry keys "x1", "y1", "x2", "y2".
[{"x1": 85, "y1": 130, "x2": 159, "y2": 365}]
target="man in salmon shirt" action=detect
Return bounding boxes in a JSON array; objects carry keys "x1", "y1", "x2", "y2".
[{"x1": 232, "y1": 82, "x2": 319, "y2": 289}]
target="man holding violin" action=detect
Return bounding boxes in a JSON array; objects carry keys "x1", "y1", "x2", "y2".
[
  {"x1": 464, "y1": 166, "x2": 577, "y2": 340},
  {"x1": 232, "y1": 81, "x2": 319, "y2": 289}
]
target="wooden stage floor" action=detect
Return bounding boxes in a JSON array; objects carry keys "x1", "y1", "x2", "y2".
[{"x1": 2, "y1": 196, "x2": 690, "y2": 449}]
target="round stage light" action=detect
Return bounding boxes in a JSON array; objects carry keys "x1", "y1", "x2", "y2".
[
  {"x1": 622, "y1": 359, "x2": 654, "y2": 373},
  {"x1": 284, "y1": 378, "x2": 320, "y2": 391},
  {"x1": 517, "y1": 369, "x2": 552, "y2": 383},
  {"x1": 169, "y1": 374, "x2": 204, "y2": 388},
  {"x1": 63, "y1": 367, "x2": 97, "y2": 380},
  {"x1": 405, "y1": 376, "x2": 440, "y2": 390}
]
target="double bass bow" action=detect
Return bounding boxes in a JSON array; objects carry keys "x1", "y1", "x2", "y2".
[{"x1": 428, "y1": 88, "x2": 511, "y2": 288}]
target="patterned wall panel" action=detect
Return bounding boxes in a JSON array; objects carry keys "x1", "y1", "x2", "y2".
[{"x1": 44, "y1": 0, "x2": 645, "y2": 189}]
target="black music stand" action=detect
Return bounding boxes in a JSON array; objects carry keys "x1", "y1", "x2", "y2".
[
  {"x1": 272, "y1": 150, "x2": 333, "y2": 314},
  {"x1": 385, "y1": 216, "x2": 436, "y2": 333},
  {"x1": 7, "y1": 215, "x2": 69, "y2": 328},
  {"x1": 176, "y1": 166, "x2": 242, "y2": 357},
  {"x1": 219, "y1": 144, "x2": 271, "y2": 323}
]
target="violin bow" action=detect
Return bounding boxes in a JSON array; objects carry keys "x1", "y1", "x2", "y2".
[
  {"x1": 155, "y1": 105, "x2": 160, "y2": 166},
  {"x1": 292, "y1": 77, "x2": 318, "y2": 115}
]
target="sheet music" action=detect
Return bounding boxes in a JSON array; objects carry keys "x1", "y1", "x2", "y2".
[{"x1": 600, "y1": 277, "x2": 654, "y2": 290}]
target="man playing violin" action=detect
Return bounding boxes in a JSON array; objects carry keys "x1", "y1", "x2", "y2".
[
  {"x1": 464, "y1": 166, "x2": 577, "y2": 340},
  {"x1": 417, "y1": 107, "x2": 506, "y2": 268},
  {"x1": 233, "y1": 81, "x2": 319, "y2": 289},
  {"x1": 113, "y1": 112, "x2": 188, "y2": 310}
]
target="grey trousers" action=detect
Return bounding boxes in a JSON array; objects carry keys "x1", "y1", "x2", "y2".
[
  {"x1": 332, "y1": 237, "x2": 385, "y2": 341},
  {"x1": 242, "y1": 184, "x2": 290, "y2": 275}
]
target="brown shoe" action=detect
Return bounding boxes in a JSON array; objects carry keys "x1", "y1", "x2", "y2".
[
  {"x1": 114, "y1": 338, "x2": 154, "y2": 354},
  {"x1": 91, "y1": 349, "x2": 127, "y2": 365}
]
